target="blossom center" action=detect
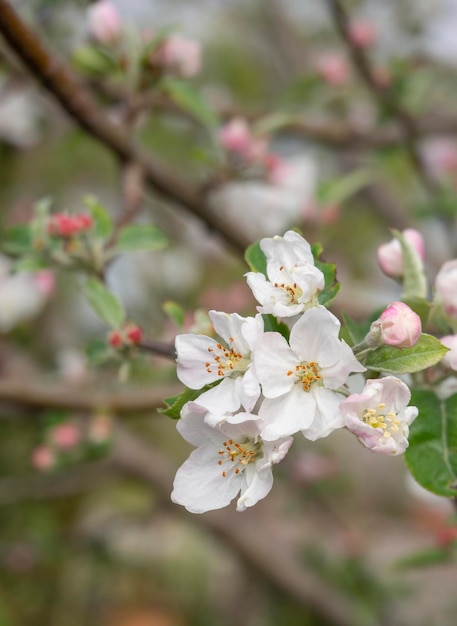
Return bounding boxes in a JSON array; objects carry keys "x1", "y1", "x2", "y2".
[
  {"x1": 287, "y1": 361, "x2": 322, "y2": 391},
  {"x1": 217, "y1": 436, "x2": 263, "y2": 477},
  {"x1": 274, "y1": 265, "x2": 304, "y2": 303},
  {"x1": 205, "y1": 338, "x2": 249, "y2": 378},
  {"x1": 362, "y1": 403, "x2": 401, "y2": 438}
]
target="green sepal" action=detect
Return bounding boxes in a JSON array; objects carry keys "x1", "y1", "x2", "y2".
[
  {"x1": 392, "y1": 229, "x2": 427, "y2": 300},
  {"x1": 364, "y1": 333, "x2": 448, "y2": 374}
]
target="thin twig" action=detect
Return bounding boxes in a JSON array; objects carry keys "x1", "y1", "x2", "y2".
[
  {"x1": 0, "y1": 378, "x2": 179, "y2": 412},
  {"x1": 326, "y1": 0, "x2": 439, "y2": 195},
  {"x1": 0, "y1": 0, "x2": 249, "y2": 253}
]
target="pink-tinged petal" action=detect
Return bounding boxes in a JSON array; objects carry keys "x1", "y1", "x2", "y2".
[
  {"x1": 236, "y1": 465, "x2": 273, "y2": 511},
  {"x1": 171, "y1": 446, "x2": 241, "y2": 513},
  {"x1": 259, "y1": 386, "x2": 316, "y2": 440},
  {"x1": 302, "y1": 387, "x2": 344, "y2": 440},
  {"x1": 175, "y1": 334, "x2": 222, "y2": 388},
  {"x1": 254, "y1": 332, "x2": 298, "y2": 398}
]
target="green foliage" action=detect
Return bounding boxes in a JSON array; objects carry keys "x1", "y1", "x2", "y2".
[
  {"x1": 115, "y1": 224, "x2": 169, "y2": 253},
  {"x1": 341, "y1": 312, "x2": 371, "y2": 346},
  {"x1": 244, "y1": 240, "x2": 267, "y2": 275},
  {"x1": 162, "y1": 78, "x2": 219, "y2": 132},
  {"x1": 3, "y1": 225, "x2": 33, "y2": 255},
  {"x1": 312, "y1": 243, "x2": 340, "y2": 308},
  {"x1": 364, "y1": 334, "x2": 448, "y2": 374},
  {"x1": 84, "y1": 195, "x2": 113, "y2": 240},
  {"x1": 160, "y1": 386, "x2": 213, "y2": 420},
  {"x1": 406, "y1": 390, "x2": 457, "y2": 498},
  {"x1": 394, "y1": 229, "x2": 427, "y2": 300},
  {"x1": 83, "y1": 278, "x2": 125, "y2": 329},
  {"x1": 262, "y1": 314, "x2": 290, "y2": 341},
  {"x1": 163, "y1": 300, "x2": 185, "y2": 329}
]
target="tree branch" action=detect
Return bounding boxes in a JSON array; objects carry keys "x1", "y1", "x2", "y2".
[
  {"x1": 0, "y1": 0, "x2": 249, "y2": 253},
  {"x1": 326, "y1": 0, "x2": 439, "y2": 194}
]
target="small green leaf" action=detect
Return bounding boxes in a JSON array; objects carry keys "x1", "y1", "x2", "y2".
[
  {"x1": 315, "y1": 255, "x2": 340, "y2": 308},
  {"x1": 364, "y1": 334, "x2": 448, "y2": 374},
  {"x1": 406, "y1": 390, "x2": 457, "y2": 498},
  {"x1": 342, "y1": 312, "x2": 371, "y2": 346},
  {"x1": 84, "y1": 278, "x2": 125, "y2": 329},
  {"x1": 115, "y1": 224, "x2": 168, "y2": 253},
  {"x1": 162, "y1": 78, "x2": 219, "y2": 131},
  {"x1": 160, "y1": 387, "x2": 207, "y2": 420},
  {"x1": 262, "y1": 314, "x2": 290, "y2": 341},
  {"x1": 84, "y1": 196, "x2": 113, "y2": 239},
  {"x1": 72, "y1": 45, "x2": 117, "y2": 76},
  {"x1": 316, "y1": 169, "x2": 374, "y2": 207},
  {"x1": 163, "y1": 300, "x2": 185, "y2": 328},
  {"x1": 245, "y1": 240, "x2": 267, "y2": 275},
  {"x1": 3, "y1": 225, "x2": 33, "y2": 254},
  {"x1": 395, "y1": 546, "x2": 454, "y2": 570}
]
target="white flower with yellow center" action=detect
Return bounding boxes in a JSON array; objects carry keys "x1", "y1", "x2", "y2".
[
  {"x1": 255, "y1": 307, "x2": 365, "y2": 441},
  {"x1": 246, "y1": 230, "x2": 325, "y2": 318},
  {"x1": 175, "y1": 310, "x2": 263, "y2": 413},
  {"x1": 171, "y1": 403, "x2": 293, "y2": 513},
  {"x1": 340, "y1": 376, "x2": 418, "y2": 455}
]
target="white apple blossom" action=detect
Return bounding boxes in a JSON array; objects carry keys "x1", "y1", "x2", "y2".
[
  {"x1": 246, "y1": 230, "x2": 325, "y2": 318},
  {"x1": 175, "y1": 310, "x2": 263, "y2": 413},
  {"x1": 171, "y1": 402, "x2": 293, "y2": 513},
  {"x1": 340, "y1": 376, "x2": 418, "y2": 455},
  {"x1": 255, "y1": 307, "x2": 365, "y2": 441}
]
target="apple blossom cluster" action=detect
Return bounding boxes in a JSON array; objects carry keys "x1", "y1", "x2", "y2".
[{"x1": 170, "y1": 230, "x2": 421, "y2": 514}]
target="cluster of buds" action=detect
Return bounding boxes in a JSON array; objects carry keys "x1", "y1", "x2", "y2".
[
  {"x1": 108, "y1": 323, "x2": 143, "y2": 349},
  {"x1": 47, "y1": 213, "x2": 93, "y2": 239},
  {"x1": 218, "y1": 117, "x2": 291, "y2": 185}
]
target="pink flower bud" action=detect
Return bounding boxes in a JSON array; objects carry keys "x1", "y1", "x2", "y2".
[
  {"x1": 34, "y1": 271, "x2": 55, "y2": 297},
  {"x1": 218, "y1": 118, "x2": 252, "y2": 155},
  {"x1": 377, "y1": 302, "x2": 422, "y2": 348},
  {"x1": 108, "y1": 330, "x2": 123, "y2": 348},
  {"x1": 348, "y1": 19, "x2": 377, "y2": 49},
  {"x1": 87, "y1": 0, "x2": 121, "y2": 45},
  {"x1": 50, "y1": 422, "x2": 81, "y2": 450},
  {"x1": 422, "y1": 138, "x2": 457, "y2": 182},
  {"x1": 316, "y1": 53, "x2": 350, "y2": 87},
  {"x1": 264, "y1": 153, "x2": 292, "y2": 185},
  {"x1": 377, "y1": 229, "x2": 424, "y2": 278},
  {"x1": 31, "y1": 445, "x2": 55, "y2": 471},
  {"x1": 440, "y1": 335, "x2": 457, "y2": 370},
  {"x1": 435, "y1": 260, "x2": 457, "y2": 317},
  {"x1": 125, "y1": 324, "x2": 143, "y2": 345},
  {"x1": 156, "y1": 35, "x2": 201, "y2": 77}
]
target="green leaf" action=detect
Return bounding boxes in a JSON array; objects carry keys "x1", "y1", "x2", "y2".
[
  {"x1": 405, "y1": 390, "x2": 457, "y2": 498},
  {"x1": 245, "y1": 240, "x2": 267, "y2": 275},
  {"x1": 3, "y1": 225, "x2": 33, "y2": 254},
  {"x1": 341, "y1": 312, "x2": 371, "y2": 346},
  {"x1": 314, "y1": 247, "x2": 340, "y2": 308},
  {"x1": 160, "y1": 387, "x2": 207, "y2": 420},
  {"x1": 115, "y1": 224, "x2": 168, "y2": 253},
  {"x1": 364, "y1": 334, "x2": 448, "y2": 374},
  {"x1": 163, "y1": 300, "x2": 185, "y2": 328},
  {"x1": 84, "y1": 196, "x2": 113, "y2": 239},
  {"x1": 402, "y1": 296, "x2": 431, "y2": 328},
  {"x1": 84, "y1": 278, "x2": 125, "y2": 329},
  {"x1": 162, "y1": 78, "x2": 219, "y2": 131},
  {"x1": 72, "y1": 45, "x2": 117, "y2": 76},
  {"x1": 316, "y1": 169, "x2": 374, "y2": 207},
  {"x1": 262, "y1": 314, "x2": 290, "y2": 341},
  {"x1": 395, "y1": 546, "x2": 454, "y2": 570}
]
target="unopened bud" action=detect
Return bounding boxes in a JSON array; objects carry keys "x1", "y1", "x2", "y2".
[
  {"x1": 316, "y1": 53, "x2": 350, "y2": 87},
  {"x1": 435, "y1": 259, "x2": 457, "y2": 318},
  {"x1": 377, "y1": 229, "x2": 424, "y2": 278},
  {"x1": 108, "y1": 330, "x2": 123, "y2": 348},
  {"x1": 125, "y1": 324, "x2": 143, "y2": 345},
  {"x1": 440, "y1": 335, "x2": 457, "y2": 370},
  {"x1": 88, "y1": 0, "x2": 121, "y2": 45},
  {"x1": 348, "y1": 19, "x2": 377, "y2": 49},
  {"x1": 376, "y1": 302, "x2": 422, "y2": 348}
]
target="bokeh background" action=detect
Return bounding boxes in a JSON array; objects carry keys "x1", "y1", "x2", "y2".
[{"x1": 1, "y1": 1, "x2": 457, "y2": 625}]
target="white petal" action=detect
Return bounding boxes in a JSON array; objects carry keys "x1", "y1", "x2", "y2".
[
  {"x1": 239, "y1": 367, "x2": 261, "y2": 411},
  {"x1": 209, "y1": 310, "x2": 250, "y2": 354},
  {"x1": 195, "y1": 377, "x2": 242, "y2": 414},
  {"x1": 289, "y1": 307, "x2": 341, "y2": 365},
  {"x1": 171, "y1": 446, "x2": 241, "y2": 513},
  {"x1": 259, "y1": 386, "x2": 316, "y2": 439},
  {"x1": 254, "y1": 332, "x2": 297, "y2": 398},
  {"x1": 175, "y1": 334, "x2": 222, "y2": 388},
  {"x1": 301, "y1": 387, "x2": 344, "y2": 440},
  {"x1": 236, "y1": 465, "x2": 273, "y2": 511}
]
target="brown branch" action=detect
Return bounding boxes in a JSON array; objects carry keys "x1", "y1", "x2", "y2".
[
  {"x1": 0, "y1": 0, "x2": 249, "y2": 253},
  {"x1": 111, "y1": 423, "x2": 360, "y2": 626},
  {"x1": 326, "y1": 0, "x2": 439, "y2": 194},
  {"x1": 0, "y1": 378, "x2": 179, "y2": 412}
]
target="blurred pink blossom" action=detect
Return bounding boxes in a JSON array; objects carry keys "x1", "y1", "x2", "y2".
[
  {"x1": 34, "y1": 271, "x2": 55, "y2": 297},
  {"x1": 422, "y1": 137, "x2": 457, "y2": 182},
  {"x1": 440, "y1": 335, "x2": 457, "y2": 370},
  {"x1": 156, "y1": 35, "x2": 202, "y2": 77},
  {"x1": 87, "y1": 0, "x2": 121, "y2": 45},
  {"x1": 316, "y1": 53, "x2": 350, "y2": 86},
  {"x1": 50, "y1": 422, "x2": 81, "y2": 450},
  {"x1": 32, "y1": 445, "x2": 55, "y2": 471},
  {"x1": 348, "y1": 19, "x2": 377, "y2": 49},
  {"x1": 435, "y1": 259, "x2": 457, "y2": 317}
]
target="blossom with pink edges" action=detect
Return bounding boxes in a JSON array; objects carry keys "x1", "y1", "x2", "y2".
[
  {"x1": 87, "y1": 0, "x2": 121, "y2": 45},
  {"x1": 435, "y1": 259, "x2": 457, "y2": 317},
  {"x1": 376, "y1": 301, "x2": 422, "y2": 348},
  {"x1": 315, "y1": 53, "x2": 350, "y2": 87}
]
